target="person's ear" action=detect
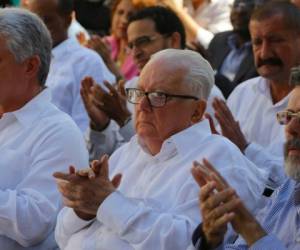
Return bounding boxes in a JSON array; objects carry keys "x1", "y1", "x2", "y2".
[
  {"x1": 23, "y1": 55, "x2": 41, "y2": 80},
  {"x1": 169, "y1": 32, "x2": 181, "y2": 49},
  {"x1": 191, "y1": 100, "x2": 206, "y2": 124}
]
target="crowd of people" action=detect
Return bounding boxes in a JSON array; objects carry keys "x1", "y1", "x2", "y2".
[{"x1": 0, "y1": 0, "x2": 300, "y2": 249}]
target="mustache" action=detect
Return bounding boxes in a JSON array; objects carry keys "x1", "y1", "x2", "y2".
[
  {"x1": 284, "y1": 138, "x2": 300, "y2": 157},
  {"x1": 257, "y1": 58, "x2": 283, "y2": 68}
]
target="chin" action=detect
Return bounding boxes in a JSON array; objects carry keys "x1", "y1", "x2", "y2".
[{"x1": 285, "y1": 156, "x2": 300, "y2": 182}]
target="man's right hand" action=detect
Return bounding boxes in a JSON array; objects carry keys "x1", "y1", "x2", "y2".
[
  {"x1": 191, "y1": 160, "x2": 267, "y2": 248},
  {"x1": 81, "y1": 77, "x2": 110, "y2": 131}
]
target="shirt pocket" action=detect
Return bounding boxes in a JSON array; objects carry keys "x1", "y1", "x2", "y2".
[{"x1": 0, "y1": 148, "x2": 30, "y2": 189}]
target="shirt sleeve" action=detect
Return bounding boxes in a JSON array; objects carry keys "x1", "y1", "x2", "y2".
[
  {"x1": 85, "y1": 121, "x2": 128, "y2": 161},
  {"x1": 0, "y1": 121, "x2": 89, "y2": 247},
  {"x1": 55, "y1": 207, "x2": 94, "y2": 249},
  {"x1": 97, "y1": 191, "x2": 199, "y2": 250},
  {"x1": 222, "y1": 234, "x2": 287, "y2": 250}
]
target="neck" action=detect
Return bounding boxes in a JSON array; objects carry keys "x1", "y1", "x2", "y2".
[
  {"x1": 2, "y1": 84, "x2": 43, "y2": 113},
  {"x1": 52, "y1": 35, "x2": 68, "y2": 49},
  {"x1": 142, "y1": 137, "x2": 163, "y2": 155},
  {"x1": 234, "y1": 31, "x2": 251, "y2": 48},
  {"x1": 269, "y1": 80, "x2": 293, "y2": 104}
]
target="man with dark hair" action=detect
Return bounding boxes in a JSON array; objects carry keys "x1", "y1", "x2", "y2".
[
  {"x1": 208, "y1": 0, "x2": 258, "y2": 98},
  {"x1": 27, "y1": 0, "x2": 115, "y2": 132},
  {"x1": 208, "y1": 1, "x2": 300, "y2": 190}
]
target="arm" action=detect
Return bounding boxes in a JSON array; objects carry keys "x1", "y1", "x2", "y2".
[
  {"x1": 0, "y1": 121, "x2": 88, "y2": 247},
  {"x1": 86, "y1": 122, "x2": 126, "y2": 161},
  {"x1": 191, "y1": 160, "x2": 287, "y2": 250}
]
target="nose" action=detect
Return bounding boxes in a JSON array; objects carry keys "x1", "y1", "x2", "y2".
[
  {"x1": 121, "y1": 13, "x2": 128, "y2": 26},
  {"x1": 286, "y1": 117, "x2": 300, "y2": 138},
  {"x1": 260, "y1": 40, "x2": 272, "y2": 59},
  {"x1": 136, "y1": 95, "x2": 152, "y2": 112}
]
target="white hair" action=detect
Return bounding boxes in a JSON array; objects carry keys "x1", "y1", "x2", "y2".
[
  {"x1": 149, "y1": 49, "x2": 215, "y2": 100},
  {"x1": 0, "y1": 8, "x2": 52, "y2": 85}
]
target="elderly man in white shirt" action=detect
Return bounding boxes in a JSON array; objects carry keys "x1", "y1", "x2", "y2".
[
  {"x1": 83, "y1": 6, "x2": 225, "y2": 161},
  {"x1": 0, "y1": 8, "x2": 88, "y2": 249},
  {"x1": 53, "y1": 49, "x2": 267, "y2": 250},
  {"x1": 27, "y1": 0, "x2": 115, "y2": 132},
  {"x1": 207, "y1": 1, "x2": 300, "y2": 190}
]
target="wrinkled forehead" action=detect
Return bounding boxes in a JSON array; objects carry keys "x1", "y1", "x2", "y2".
[{"x1": 137, "y1": 60, "x2": 188, "y2": 91}]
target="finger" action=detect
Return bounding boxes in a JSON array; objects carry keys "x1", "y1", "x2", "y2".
[
  {"x1": 76, "y1": 168, "x2": 96, "y2": 179},
  {"x1": 93, "y1": 83, "x2": 108, "y2": 98},
  {"x1": 213, "y1": 212, "x2": 235, "y2": 229},
  {"x1": 117, "y1": 79, "x2": 126, "y2": 97},
  {"x1": 104, "y1": 81, "x2": 118, "y2": 96},
  {"x1": 53, "y1": 172, "x2": 72, "y2": 181},
  {"x1": 69, "y1": 165, "x2": 76, "y2": 174},
  {"x1": 214, "y1": 98, "x2": 235, "y2": 121},
  {"x1": 191, "y1": 164, "x2": 208, "y2": 187},
  {"x1": 204, "y1": 113, "x2": 219, "y2": 134},
  {"x1": 203, "y1": 188, "x2": 236, "y2": 212},
  {"x1": 206, "y1": 196, "x2": 240, "y2": 221},
  {"x1": 193, "y1": 161, "x2": 213, "y2": 181},
  {"x1": 199, "y1": 181, "x2": 216, "y2": 203},
  {"x1": 99, "y1": 154, "x2": 109, "y2": 178},
  {"x1": 81, "y1": 77, "x2": 94, "y2": 93},
  {"x1": 91, "y1": 160, "x2": 102, "y2": 175},
  {"x1": 111, "y1": 173, "x2": 122, "y2": 188},
  {"x1": 202, "y1": 159, "x2": 229, "y2": 190}
]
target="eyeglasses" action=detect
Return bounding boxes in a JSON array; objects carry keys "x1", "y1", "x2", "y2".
[
  {"x1": 277, "y1": 110, "x2": 300, "y2": 125},
  {"x1": 127, "y1": 35, "x2": 165, "y2": 52},
  {"x1": 126, "y1": 88, "x2": 199, "y2": 108}
]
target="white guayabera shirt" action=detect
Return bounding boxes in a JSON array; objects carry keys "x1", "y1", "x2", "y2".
[
  {"x1": 0, "y1": 89, "x2": 89, "y2": 249},
  {"x1": 55, "y1": 120, "x2": 268, "y2": 250}
]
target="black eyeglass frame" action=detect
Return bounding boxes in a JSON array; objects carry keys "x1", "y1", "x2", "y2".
[{"x1": 126, "y1": 88, "x2": 199, "y2": 108}]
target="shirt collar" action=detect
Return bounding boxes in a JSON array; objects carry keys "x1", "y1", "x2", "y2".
[
  {"x1": 10, "y1": 89, "x2": 51, "y2": 128},
  {"x1": 256, "y1": 77, "x2": 291, "y2": 108},
  {"x1": 136, "y1": 119, "x2": 212, "y2": 161}
]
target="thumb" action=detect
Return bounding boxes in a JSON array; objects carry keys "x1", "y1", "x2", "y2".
[
  {"x1": 111, "y1": 173, "x2": 122, "y2": 188},
  {"x1": 117, "y1": 79, "x2": 126, "y2": 97},
  {"x1": 204, "y1": 113, "x2": 219, "y2": 134}
]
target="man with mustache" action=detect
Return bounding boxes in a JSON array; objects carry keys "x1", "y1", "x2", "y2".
[
  {"x1": 207, "y1": 1, "x2": 300, "y2": 190},
  {"x1": 190, "y1": 82, "x2": 300, "y2": 250}
]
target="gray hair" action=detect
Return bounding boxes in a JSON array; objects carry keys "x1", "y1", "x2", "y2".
[
  {"x1": 0, "y1": 8, "x2": 52, "y2": 85},
  {"x1": 149, "y1": 49, "x2": 214, "y2": 100}
]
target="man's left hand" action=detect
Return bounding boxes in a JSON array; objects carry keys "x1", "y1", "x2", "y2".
[{"x1": 212, "y1": 98, "x2": 248, "y2": 152}]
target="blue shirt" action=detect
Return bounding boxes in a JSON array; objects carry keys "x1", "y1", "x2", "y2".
[
  {"x1": 219, "y1": 34, "x2": 252, "y2": 82},
  {"x1": 224, "y1": 178, "x2": 300, "y2": 250}
]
